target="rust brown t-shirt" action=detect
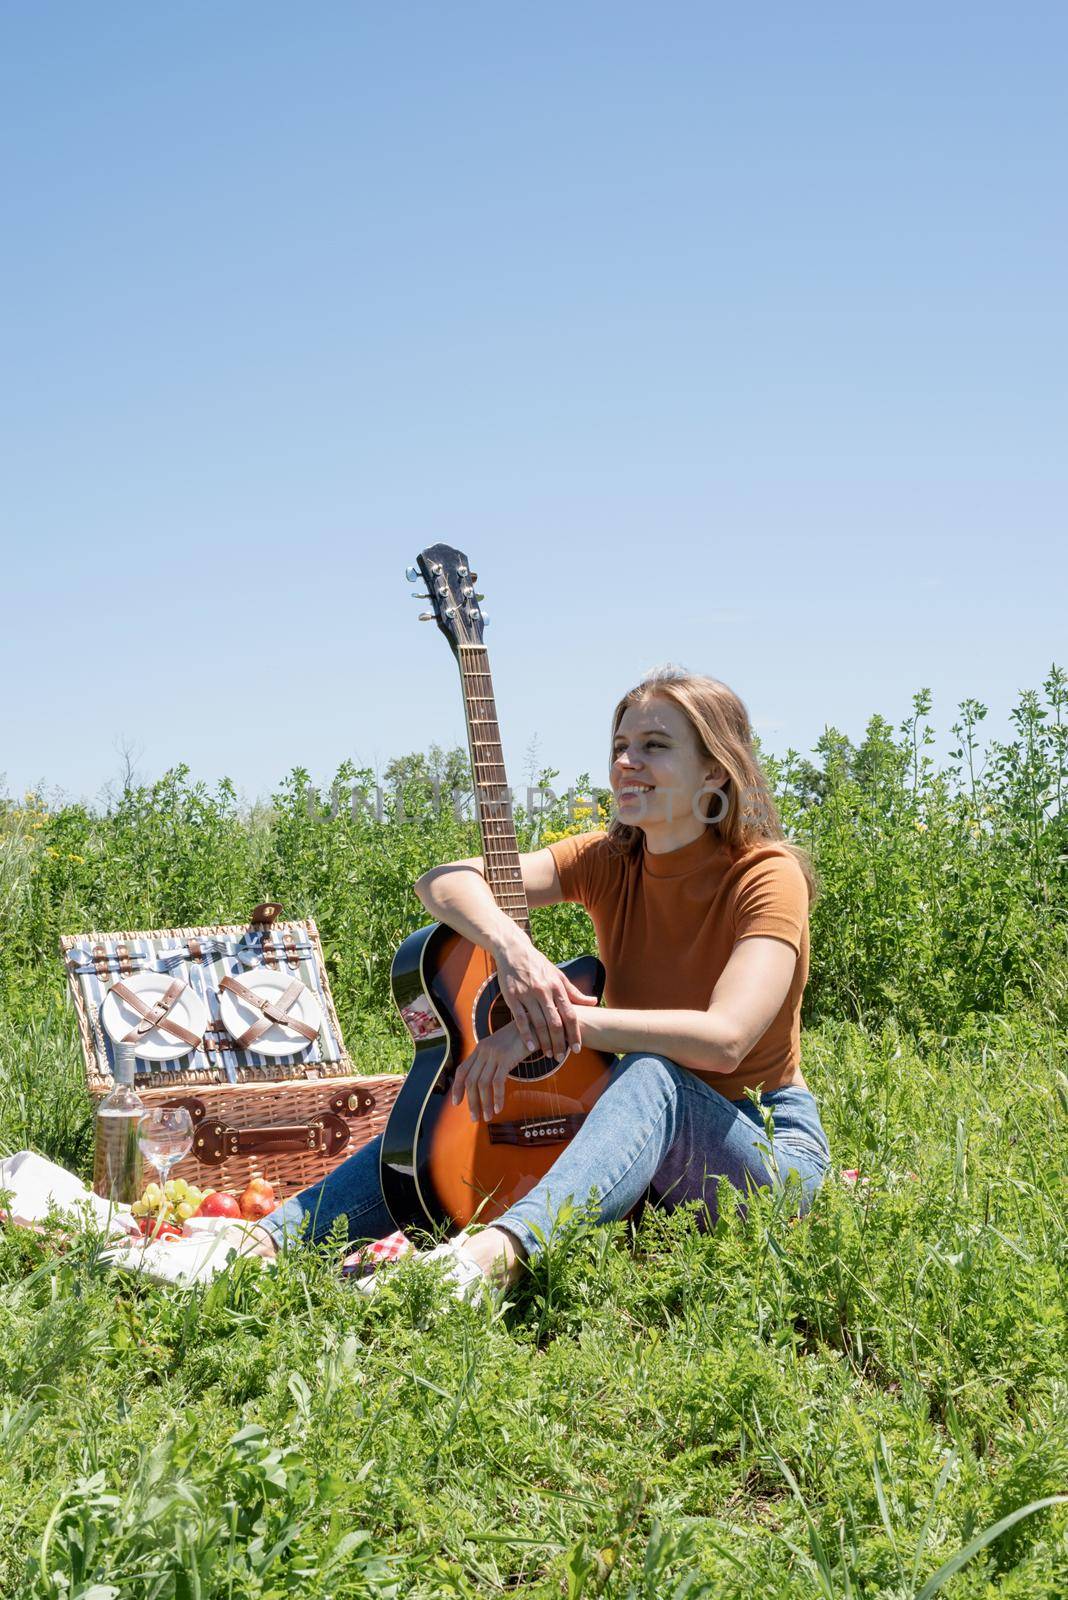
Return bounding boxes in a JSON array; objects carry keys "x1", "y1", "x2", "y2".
[{"x1": 547, "y1": 827, "x2": 810, "y2": 1097}]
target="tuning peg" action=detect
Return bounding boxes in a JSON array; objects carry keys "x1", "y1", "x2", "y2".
[
  {"x1": 469, "y1": 571, "x2": 478, "y2": 583},
  {"x1": 480, "y1": 613, "x2": 490, "y2": 629},
  {"x1": 474, "y1": 592, "x2": 484, "y2": 601},
  {"x1": 409, "y1": 591, "x2": 430, "y2": 600},
  {"x1": 418, "y1": 612, "x2": 435, "y2": 621},
  {"x1": 405, "y1": 565, "x2": 421, "y2": 583}
]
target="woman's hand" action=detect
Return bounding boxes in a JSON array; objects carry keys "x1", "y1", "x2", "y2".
[
  {"x1": 450, "y1": 1020, "x2": 532, "y2": 1122},
  {"x1": 239, "y1": 1224, "x2": 279, "y2": 1261},
  {"x1": 494, "y1": 935, "x2": 599, "y2": 1061}
]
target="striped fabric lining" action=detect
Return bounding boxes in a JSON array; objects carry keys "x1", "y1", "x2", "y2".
[{"x1": 70, "y1": 930, "x2": 345, "y2": 1085}]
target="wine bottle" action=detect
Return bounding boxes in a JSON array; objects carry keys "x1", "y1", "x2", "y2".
[{"x1": 92, "y1": 1040, "x2": 144, "y2": 1203}]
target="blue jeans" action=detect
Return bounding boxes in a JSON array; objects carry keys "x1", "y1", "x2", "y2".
[{"x1": 259, "y1": 1053, "x2": 831, "y2": 1259}]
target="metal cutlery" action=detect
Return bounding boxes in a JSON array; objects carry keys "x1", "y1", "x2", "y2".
[{"x1": 157, "y1": 935, "x2": 314, "y2": 973}]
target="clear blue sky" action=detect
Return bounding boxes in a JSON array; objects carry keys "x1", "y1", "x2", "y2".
[{"x1": 3, "y1": 3, "x2": 1065, "y2": 810}]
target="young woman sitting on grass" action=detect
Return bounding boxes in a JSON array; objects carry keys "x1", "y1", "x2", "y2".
[{"x1": 250, "y1": 667, "x2": 831, "y2": 1297}]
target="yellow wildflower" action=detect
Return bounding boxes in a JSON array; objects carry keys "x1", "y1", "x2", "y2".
[{"x1": 541, "y1": 823, "x2": 589, "y2": 845}]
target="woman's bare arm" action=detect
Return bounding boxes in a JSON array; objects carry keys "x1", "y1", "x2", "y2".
[
  {"x1": 413, "y1": 845, "x2": 561, "y2": 956},
  {"x1": 569, "y1": 1006, "x2": 739, "y2": 1074},
  {"x1": 572, "y1": 936, "x2": 798, "y2": 1077},
  {"x1": 450, "y1": 937, "x2": 800, "y2": 1122}
]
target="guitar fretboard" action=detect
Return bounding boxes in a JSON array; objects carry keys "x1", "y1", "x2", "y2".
[{"x1": 458, "y1": 644, "x2": 530, "y2": 936}]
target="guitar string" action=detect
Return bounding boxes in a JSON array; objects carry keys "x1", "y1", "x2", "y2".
[
  {"x1": 459, "y1": 648, "x2": 524, "y2": 903},
  {"x1": 458, "y1": 649, "x2": 547, "y2": 1097},
  {"x1": 464, "y1": 683, "x2": 527, "y2": 916},
  {"x1": 458, "y1": 651, "x2": 529, "y2": 929},
  {"x1": 457, "y1": 653, "x2": 508, "y2": 881},
  {"x1": 457, "y1": 643, "x2": 565, "y2": 1120},
  {"x1": 463, "y1": 674, "x2": 526, "y2": 891},
  {"x1": 457, "y1": 644, "x2": 564, "y2": 1116}
]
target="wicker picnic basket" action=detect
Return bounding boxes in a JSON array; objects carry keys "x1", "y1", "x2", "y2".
[{"x1": 61, "y1": 902, "x2": 403, "y2": 1201}]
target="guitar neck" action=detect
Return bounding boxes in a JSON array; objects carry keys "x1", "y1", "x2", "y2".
[{"x1": 457, "y1": 643, "x2": 531, "y2": 937}]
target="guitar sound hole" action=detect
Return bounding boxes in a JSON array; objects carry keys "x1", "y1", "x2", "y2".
[
  {"x1": 488, "y1": 994, "x2": 567, "y2": 1081},
  {"x1": 512, "y1": 1050, "x2": 563, "y2": 1082}
]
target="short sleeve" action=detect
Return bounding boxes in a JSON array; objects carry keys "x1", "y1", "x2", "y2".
[
  {"x1": 546, "y1": 830, "x2": 619, "y2": 913},
  {"x1": 731, "y1": 850, "x2": 808, "y2": 957}
]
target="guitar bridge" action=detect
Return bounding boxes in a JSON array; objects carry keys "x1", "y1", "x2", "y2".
[{"x1": 487, "y1": 1113, "x2": 586, "y2": 1147}]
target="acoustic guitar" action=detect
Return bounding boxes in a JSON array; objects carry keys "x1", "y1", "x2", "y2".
[{"x1": 379, "y1": 543, "x2": 616, "y2": 1235}]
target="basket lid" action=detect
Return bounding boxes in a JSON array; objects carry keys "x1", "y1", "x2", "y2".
[{"x1": 61, "y1": 910, "x2": 351, "y2": 1091}]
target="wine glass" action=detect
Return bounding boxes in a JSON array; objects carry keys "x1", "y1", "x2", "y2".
[{"x1": 138, "y1": 1107, "x2": 194, "y2": 1236}]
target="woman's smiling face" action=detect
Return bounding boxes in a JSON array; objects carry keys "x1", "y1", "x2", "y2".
[{"x1": 610, "y1": 695, "x2": 727, "y2": 832}]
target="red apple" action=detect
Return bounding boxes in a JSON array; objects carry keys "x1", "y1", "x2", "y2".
[{"x1": 195, "y1": 1191, "x2": 241, "y2": 1219}]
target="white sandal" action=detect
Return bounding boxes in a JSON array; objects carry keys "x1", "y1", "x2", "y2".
[{"x1": 355, "y1": 1234, "x2": 489, "y2": 1305}]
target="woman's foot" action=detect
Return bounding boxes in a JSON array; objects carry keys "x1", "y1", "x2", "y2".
[
  {"x1": 238, "y1": 1223, "x2": 278, "y2": 1261},
  {"x1": 459, "y1": 1224, "x2": 526, "y2": 1290},
  {"x1": 354, "y1": 1225, "x2": 527, "y2": 1303}
]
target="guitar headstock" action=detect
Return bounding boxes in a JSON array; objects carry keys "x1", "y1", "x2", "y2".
[{"x1": 407, "y1": 543, "x2": 487, "y2": 652}]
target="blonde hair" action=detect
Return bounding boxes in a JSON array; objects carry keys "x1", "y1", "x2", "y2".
[{"x1": 605, "y1": 664, "x2": 818, "y2": 905}]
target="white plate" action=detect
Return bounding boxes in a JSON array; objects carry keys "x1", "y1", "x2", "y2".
[
  {"x1": 100, "y1": 971, "x2": 209, "y2": 1063},
  {"x1": 217, "y1": 967, "x2": 322, "y2": 1058}
]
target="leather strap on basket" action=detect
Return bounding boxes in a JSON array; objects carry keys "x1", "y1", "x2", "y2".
[
  {"x1": 218, "y1": 974, "x2": 319, "y2": 1049},
  {"x1": 330, "y1": 1088, "x2": 377, "y2": 1118},
  {"x1": 249, "y1": 902, "x2": 284, "y2": 926},
  {"x1": 112, "y1": 978, "x2": 202, "y2": 1047},
  {"x1": 192, "y1": 1111, "x2": 350, "y2": 1165}
]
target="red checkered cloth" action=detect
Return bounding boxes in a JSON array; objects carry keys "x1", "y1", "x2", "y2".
[
  {"x1": 341, "y1": 1228, "x2": 414, "y2": 1277},
  {"x1": 840, "y1": 1168, "x2": 919, "y2": 1187}
]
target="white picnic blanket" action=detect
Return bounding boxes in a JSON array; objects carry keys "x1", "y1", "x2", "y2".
[
  {"x1": 0, "y1": 1149, "x2": 139, "y2": 1239},
  {"x1": 0, "y1": 1151, "x2": 267, "y2": 1285},
  {"x1": 100, "y1": 1219, "x2": 267, "y2": 1285}
]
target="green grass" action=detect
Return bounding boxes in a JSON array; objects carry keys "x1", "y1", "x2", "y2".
[
  {"x1": 1, "y1": 673, "x2": 1066, "y2": 1595},
  {"x1": 0, "y1": 1015, "x2": 1064, "y2": 1597}
]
